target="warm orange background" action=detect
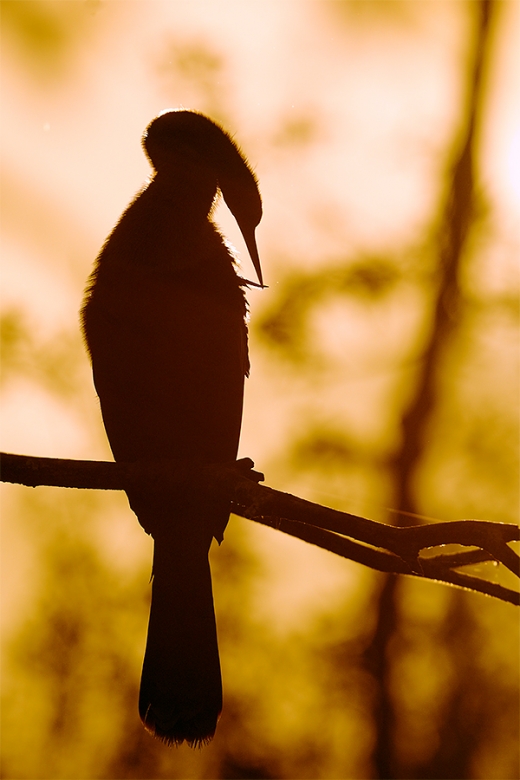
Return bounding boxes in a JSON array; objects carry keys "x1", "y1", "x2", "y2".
[{"x1": 1, "y1": 2, "x2": 518, "y2": 778}]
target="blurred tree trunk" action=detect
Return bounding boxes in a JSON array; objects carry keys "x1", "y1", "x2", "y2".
[{"x1": 366, "y1": 1, "x2": 498, "y2": 777}]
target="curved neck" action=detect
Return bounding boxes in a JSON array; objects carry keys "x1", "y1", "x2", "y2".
[{"x1": 151, "y1": 161, "x2": 218, "y2": 220}]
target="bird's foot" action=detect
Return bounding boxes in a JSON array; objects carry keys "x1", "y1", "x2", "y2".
[{"x1": 234, "y1": 457, "x2": 264, "y2": 483}]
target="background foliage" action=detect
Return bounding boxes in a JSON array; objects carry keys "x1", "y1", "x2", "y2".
[{"x1": 1, "y1": 2, "x2": 518, "y2": 778}]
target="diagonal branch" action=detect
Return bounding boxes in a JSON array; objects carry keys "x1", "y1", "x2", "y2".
[{"x1": 1, "y1": 451, "x2": 518, "y2": 605}]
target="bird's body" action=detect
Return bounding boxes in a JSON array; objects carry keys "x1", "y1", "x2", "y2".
[{"x1": 81, "y1": 110, "x2": 262, "y2": 745}]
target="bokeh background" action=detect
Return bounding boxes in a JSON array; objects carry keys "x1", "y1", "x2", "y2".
[{"x1": 1, "y1": 1, "x2": 519, "y2": 778}]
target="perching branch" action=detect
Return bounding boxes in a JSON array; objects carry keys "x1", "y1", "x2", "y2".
[{"x1": 1, "y1": 451, "x2": 518, "y2": 606}]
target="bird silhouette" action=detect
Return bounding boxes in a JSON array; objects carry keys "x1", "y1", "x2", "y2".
[{"x1": 81, "y1": 109, "x2": 263, "y2": 746}]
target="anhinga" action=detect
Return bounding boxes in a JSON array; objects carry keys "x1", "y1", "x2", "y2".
[{"x1": 81, "y1": 109, "x2": 263, "y2": 746}]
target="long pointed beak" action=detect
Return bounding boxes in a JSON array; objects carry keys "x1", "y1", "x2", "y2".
[{"x1": 239, "y1": 224, "x2": 264, "y2": 288}]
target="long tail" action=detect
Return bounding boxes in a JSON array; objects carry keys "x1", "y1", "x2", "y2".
[{"x1": 138, "y1": 529, "x2": 222, "y2": 746}]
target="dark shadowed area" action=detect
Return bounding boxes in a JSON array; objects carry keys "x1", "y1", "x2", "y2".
[{"x1": 1, "y1": 1, "x2": 518, "y2": 778}]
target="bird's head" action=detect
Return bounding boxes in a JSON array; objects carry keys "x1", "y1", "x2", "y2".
[{"x1": 143, "y1": 109, "x2": 264, "y2": 287}]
